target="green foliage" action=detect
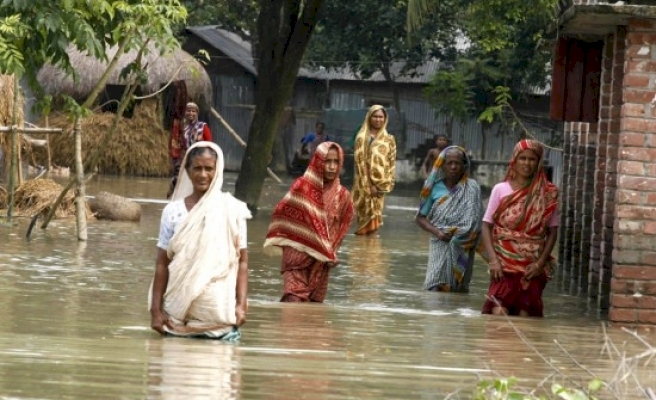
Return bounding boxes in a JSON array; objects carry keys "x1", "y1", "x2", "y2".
[
  {"x1": 412, "y1": 0, "x2": 557, "y2": 125},
  {"x1": 182, "y1": 0, "x2": 257, "y2": 39},
  {"x1": 424, "y1": 70, "x2": 473, "y2": 121},
  {"x1": 0, "y1": 0, "x2": 187, "y2": 117},
  {"x1": 307, "y1": 0, "x2": 461, "y2": 80},
  {"x1": 464, "y1": 0, "x2": 557, "y2": 53},
  {"x1": 478, "y1": 86, "x2": 511, "y2": 124},
  {"x1": 473, "y1": 377, "x2": 605, "y2": 400},
  {"x1": 408, "y1": 0, "x2": 558, "y2": 52}
]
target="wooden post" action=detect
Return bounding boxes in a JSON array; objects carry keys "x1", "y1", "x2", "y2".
[
  {"x1": 17, "y1": 132, "x2": 23, "y2": 186},
  {"x1": 45, "y1": 116, "x2": 52, "y2": 170},
  {"x1": 73, "y1": 117, "x2": 88, "y2": 241},
  {"x1": 209, "y1": 107, "x2": 283, "y2": 184},
  {"x1": 7, "y1": 75, "x2": 19, "y2": 220}
]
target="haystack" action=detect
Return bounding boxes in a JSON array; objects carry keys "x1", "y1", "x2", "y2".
[
  {"x1": 0, "y1": 185, "x2": 7, "y2": 209},
  {"x1": 37, "y1": 98, "x2": 170, "y2": 176},
  {"x1": 12, "y1": 178, "x2": 88, "y2": 219},
  {"x1": 32, "y1": 44, "x2": 212, "y2": 176}
]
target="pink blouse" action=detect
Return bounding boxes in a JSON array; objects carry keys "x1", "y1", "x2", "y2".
[{"x1": 483, "y1": 182, "x2": 559, "y2": 227}]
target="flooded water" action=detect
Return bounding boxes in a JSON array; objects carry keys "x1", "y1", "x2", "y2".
[{"x1": 0, "y1": 174, "x2": 654, "y2": 399}]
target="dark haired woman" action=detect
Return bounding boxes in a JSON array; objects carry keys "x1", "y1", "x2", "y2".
[
  {"x1": 415, "y1": 146, "x2": 482, "y2": 293},
  {"x1": 480, "y1": 139, "x2": 559, "y2": 317},
  {"x1": 264, "y1": 142, "x2": 354, "y2": 302}
]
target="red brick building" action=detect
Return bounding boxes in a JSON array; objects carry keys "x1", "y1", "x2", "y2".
[{"x1": 553, "y1": 1, "x2": 656, "y2": 325}]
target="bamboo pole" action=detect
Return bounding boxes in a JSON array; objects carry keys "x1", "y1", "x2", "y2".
[
  {"x1": 209, "y1": 106, "x2": 283, "y2": 184},
  {"x1": 45, "y1": 116, "x2": 52, "y2": 170},
  {"x1": 0, "y1": 127, "x2": 63, "y2": 133},
  {"x1": 17, "y1": 132, "x2": 22, "y2": 186},
  {"x1": 6, "y1": 75, "x2": 19, "y2": 220},
  {"x1": 73, "y1": 117, "x2": 87, "y2": 241}
]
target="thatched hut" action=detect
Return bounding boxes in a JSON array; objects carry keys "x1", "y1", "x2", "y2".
[{"x1": 34, "y1": 44, "x2": 212, "y2": 177}]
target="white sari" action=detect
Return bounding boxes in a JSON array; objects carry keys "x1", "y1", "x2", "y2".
[{"x1": 149, "y1": 141, "x2": 251, "y2": 338}]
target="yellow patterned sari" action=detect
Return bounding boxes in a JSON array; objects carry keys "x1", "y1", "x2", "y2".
[{"x1": 352, "y1": 105, "x2": 397, "y2": 235}]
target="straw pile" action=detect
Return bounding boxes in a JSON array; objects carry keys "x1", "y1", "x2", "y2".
[
  {"x1": 12, "y1": 178, "x2": 85, "y2": 219},
  {"x1": 34, "y1": 98, "x2": 170, "y2": 176},
  {"x1": 0, "y1": 186, "x2": 7, "y2": 209}
]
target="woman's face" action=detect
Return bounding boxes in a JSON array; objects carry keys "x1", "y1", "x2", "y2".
[
  {"x1": 187, "y1": 151, "x2": 217, "y2": 193},
  {"x1": 185, "y1": 107, "x2": 199, "y2": 123},
  {"x1": 369, "y1": 110, "x2": 386, "y2": 130},
  {"x1": 443, "y1": 152, "x2": 465, "y2": 182},
  {"x1": 323, "y1": 148, "x2": 339, "y2": 182},
  {"x1": 514, "y1": 149, "x2": 539, "y2": 180}
]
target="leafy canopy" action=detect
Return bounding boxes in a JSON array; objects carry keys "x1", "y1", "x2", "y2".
[
  {"x1": 306, "y1": 0, "x2": 461, "y2": 79},
  {"x1": 0, "y1": 0, "x2": 187, "y2": 110}
]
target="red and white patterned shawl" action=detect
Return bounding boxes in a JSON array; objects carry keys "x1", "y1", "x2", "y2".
[
  {"x1": 492, "y1": 139, "x2": 559, "y2": 275},
  {"x1": 264, "y1": 142, "x2": 354, "y2": 262}
]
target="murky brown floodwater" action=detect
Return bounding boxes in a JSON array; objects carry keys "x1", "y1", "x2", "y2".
[{"x1": 0, "y1": 174, "x2": 654, "y2": 399}]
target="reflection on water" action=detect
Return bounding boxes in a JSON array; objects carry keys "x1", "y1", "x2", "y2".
[
  {"x1": 147, "y1": 338, "x2": 240, "y2": 400},
  {"x1": 0, "y1": 174, "x2": 654, "y2": 399}
]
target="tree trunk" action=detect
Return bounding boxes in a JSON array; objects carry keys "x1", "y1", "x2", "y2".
[
  {"x1": 73, "y1": 117, "x2": 87, "y2": 241},
  {"x1": 381, "y1": 65, "x2": 404, "y2": 157},
  {"x1": 270, "y1": 129, "x2": 288, "y2": 173},
  {"x1": 234, "y1": 0, "x2": 324, "y2": 211},
  {"x1": 480, "y1": 121, "x2": 489, "y2": 160},
  {"x1": 445, "y1": 115, "x2": 454, "y2": 141}
]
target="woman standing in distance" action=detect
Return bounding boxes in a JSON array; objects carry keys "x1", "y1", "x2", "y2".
[{"x1": 352, "y1": 105, "x2": 397, "y2": 236}]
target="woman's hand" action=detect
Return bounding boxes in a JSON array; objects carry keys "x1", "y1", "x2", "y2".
[
  {"x1": 435, "y1": 229, "x2": 453, "y2": 242},
  {"x1": 326, "y1": 259, "x2": 340, "y2": 268},
  {"x1": 488, "y1": 260, "x2": 503, "y2": 282},
  {"x1": 524, "y1": 262, "x2": 544, "y2": 280},
  {"x1": 235, "y1": 302, "x2": 247, "y2": 327},
  {"x1": 369, "y1": 184, "x2": 378, "y2": 197},
  {"x1": 150, "y1": 309, "x2": 171, "y2": 335}
]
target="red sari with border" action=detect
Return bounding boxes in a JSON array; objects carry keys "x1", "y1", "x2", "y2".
[
  {"x1": 481, "y1": 140, "x2": 559, "y2": 317},
  {"x1": 264, "y1": 142, "x2": 355, "y2": 302}
]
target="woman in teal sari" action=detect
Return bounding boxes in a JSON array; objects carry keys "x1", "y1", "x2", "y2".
[{"x1": 415, "y1": 146, "x2": 483, "y2": 292}]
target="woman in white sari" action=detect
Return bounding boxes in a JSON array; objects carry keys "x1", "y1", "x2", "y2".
[{"x1": 149, "y1": 141, "x2": 251, "y2": 339}]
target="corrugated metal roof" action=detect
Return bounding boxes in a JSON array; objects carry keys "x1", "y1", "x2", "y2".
[
  {"x1": 186, "y1": 26, "x2": 317, "y2": 77},
  {"x1": 186, "y1": 26, "x2": 257, "y2": 75},
  {"x1": 305, "y1": 61, "x2": 440, "y2": 84},
  {"x1": 187, "y1": 26, "x2": 444, "y2": 84},
  {"x1": 187, "y1": 26, "x2": 548, "y2": 94}
]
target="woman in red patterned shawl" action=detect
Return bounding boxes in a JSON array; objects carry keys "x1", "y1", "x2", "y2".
[
  {"x1": 480, "y1": 139, "x2": 559, "y2": 317},
  {"x1": 264, "y1": 142, "x2": 354, "y2": 302},
  {"x1": 167, "y1": 102, "x2": 212, "y2": 198}
]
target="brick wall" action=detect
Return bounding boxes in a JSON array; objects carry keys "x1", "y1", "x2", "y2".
[
  {"x1": 590, "y1": 31, "x2": 623, "y2": 313},
  {"x1": 608, "y1": 20, "x2": 656, "y2": 325},
  {"x1": 558, "y1": 122, "x2": 580, "y2": 290}
]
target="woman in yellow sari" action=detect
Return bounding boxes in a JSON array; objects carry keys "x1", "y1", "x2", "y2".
[{"x1": 352, "y1": 105, "x2": 397, "y2": 235}]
